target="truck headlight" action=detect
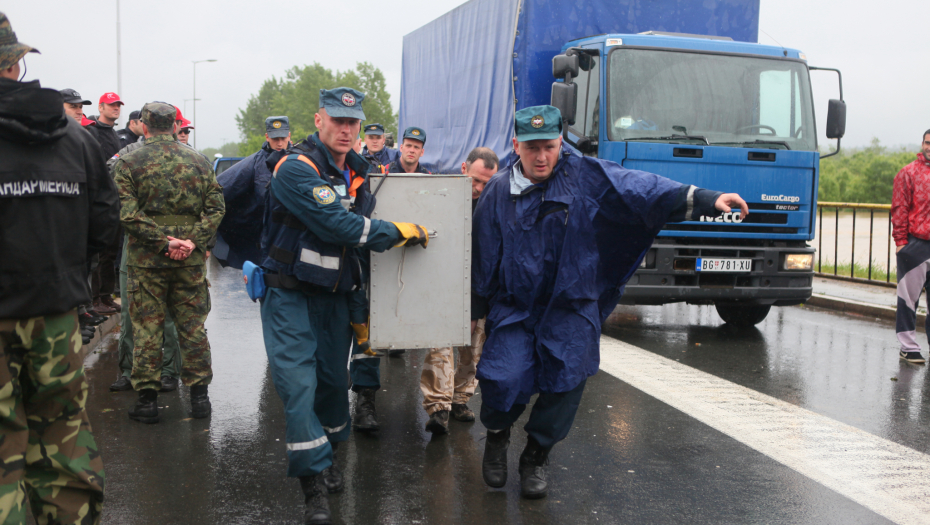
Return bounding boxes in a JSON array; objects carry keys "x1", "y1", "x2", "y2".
[{"x1": 783, "y1": 253, "x2": 813, "y2": 271}]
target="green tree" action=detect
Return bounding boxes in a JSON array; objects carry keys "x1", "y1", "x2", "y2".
[
  {"x1": 235, "y1": 62, "x2": 397, "y2": 155},
  {"x1": 818, "y1": 138, "x2": 917, "y2": 204}
]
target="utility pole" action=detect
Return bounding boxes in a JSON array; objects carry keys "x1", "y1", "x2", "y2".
[
  {"x1": 116, "y1": 0, "x2": 122, "y2": 128},
  {"x1": 192, "y1": 59, "x2": 218, "y2": 150}
]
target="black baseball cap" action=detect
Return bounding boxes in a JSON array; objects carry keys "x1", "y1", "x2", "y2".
[
  {"x1": 128, "y1": 110, "x2": 142, "y2": 121},
  {"x1": 59, "y1": 88, "x2": 91, "y2": 105}
]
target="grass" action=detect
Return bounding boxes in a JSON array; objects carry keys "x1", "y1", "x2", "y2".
[{"x1": 815, "y1": 261, "x2": 896, "y2": 282}]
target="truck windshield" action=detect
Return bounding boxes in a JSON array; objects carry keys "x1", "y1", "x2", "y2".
[{"x1": 607, "y1": 48, "x2": 816, "y2": 151}]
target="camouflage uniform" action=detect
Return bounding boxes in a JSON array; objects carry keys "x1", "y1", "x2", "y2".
[
  {"x1": 113, "y1": 106, "x2": 225, "y2": 392},
  {"x1": 0, "y1": 312, "x2": 105, "y2": 525},
  {"x1": 109, "y1": 143, "x2": 182, "y2": 383},
  {"x1": 419, "y1": 317, "x2": 486, "y2": 415}
]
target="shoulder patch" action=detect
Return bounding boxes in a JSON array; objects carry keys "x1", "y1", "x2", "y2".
[{"x1": 313, "y1": 186, "x2": 336, "y2": 205}]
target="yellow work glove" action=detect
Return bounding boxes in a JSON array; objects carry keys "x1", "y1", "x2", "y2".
[
  {"x1": 351, "y1": 322, "x2": 383, "y2": 357},
  {"x1": 391, "y1": 222, "x2": 429, "y2": 249}
]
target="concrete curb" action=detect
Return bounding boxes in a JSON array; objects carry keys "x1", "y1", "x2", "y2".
[{"x1": 806, "y1": 294, "x2": 926, "y2": 328}]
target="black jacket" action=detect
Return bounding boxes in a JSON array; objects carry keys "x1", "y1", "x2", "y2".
[
  {"x1": 85, "y1": 115, "x2": 122, "y2": 161},
  {"x1": 0, "y1": 78, "x2": 120, "y2": 318},
  {"x1": 117, "y1": 127, "x2": 140, "y2": 150}
]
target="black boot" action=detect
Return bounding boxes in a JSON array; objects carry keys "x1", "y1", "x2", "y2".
[
  {"x1": 190, "y1": 385, "x2": 211, "y2": 418},
  {"x1": 321, "y1": 442, "x2": 344, "y2": 493},
  {"x1": 425, "y1": 410, "x2": 450, "y2": 434},
  {"x1": 109, "y1": 375, "x2": 132, "y2": 391},
  {"x1": 299, "y1": 474, "x2": 331, "y2": 525},
  {"x1": 482, "y1": 426, "x2": 510, "y2": 488},
  {"x1": 519, "y1": 435, "x2": 550, "y2": 499},
  {"x1": 128, "y1": 389, "x2": 159, "y2": 424},
  {"x1": 353, "y1": 389, "x2": 379, "y2": 431},
  {"x1": 159, "y1": 376, "x2": 179, "y2": 392}
]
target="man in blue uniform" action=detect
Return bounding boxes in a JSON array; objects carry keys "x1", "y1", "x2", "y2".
[
  {"x1": 259, "y1": 87, "x2": 429, "y2": 524},
  {"x1": 385, "y1": 126, "x2": 431, "y2": 174},
  {"x1": 214, "y1": 116, "x2": 293, "y2": 269},
  {"x1": 473, "y1": 106, "x2": 748, "y2": 500},
  {"x1": 361, "y1": 122, "x2": 398, "y2": 173}
]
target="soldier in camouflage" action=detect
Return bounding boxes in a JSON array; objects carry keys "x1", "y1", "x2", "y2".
[
  {"x1": 0, "y1": 11, "x2": 112, "y2": 524},
  {"x1": 113, "y1": 102, "x2": 225, "y2": 424}
]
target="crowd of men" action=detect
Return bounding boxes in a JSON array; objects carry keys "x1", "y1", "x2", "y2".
[{"x1": 39, "y1": 10, "x2": 930, "y2": 525}]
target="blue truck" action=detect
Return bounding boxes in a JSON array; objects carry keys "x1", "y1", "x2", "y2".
[{"x1": 399, "y1": 0, "x2": 846, "y2": 326}]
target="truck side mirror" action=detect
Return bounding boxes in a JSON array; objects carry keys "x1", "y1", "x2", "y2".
[
  {"x1": 551, "y1": 82, "x2": 577, "y2": 126},
  {"x1": 552, "y1": 54, "x2": 579, "y2": 79},
  {"x1": 825, "y1": 99, "x2": 846, "y2": 139}
]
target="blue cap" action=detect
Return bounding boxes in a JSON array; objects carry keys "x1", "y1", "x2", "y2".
[
  {"x1": 265, "y1": 116, "x2": 290, "y2": 138},
  {"x1": 402, "y1": 126, "x2": 426, "y2": 144},
  {"x1": 364, "y1": 123, "x2": 384, "y2": 136},
  {"x1": 514, "y1": 105, "x2": 562, "y2": 142},
  {"x1": 319, "y1": 87, "x2": 366, "y2": 120}
]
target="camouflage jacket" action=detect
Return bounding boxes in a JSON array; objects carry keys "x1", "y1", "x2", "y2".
[{"x1": 113, "y1": 134, "x2": 225, "y2": 268}]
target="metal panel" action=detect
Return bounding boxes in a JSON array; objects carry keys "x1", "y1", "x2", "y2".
[{"x1": 369, "y1": 175, "x2": 471, "y2": 350}]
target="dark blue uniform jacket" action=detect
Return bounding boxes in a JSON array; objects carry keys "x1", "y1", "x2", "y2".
[
  {"x1": 214, "y1": 142, "x2": 275, "y2": 269},
  {"x1": 362, "y1": 146, "x2": 399, "y2": 173},
  {"x1": 472, "y1": 149, "x2": 722, "y2": 412}
]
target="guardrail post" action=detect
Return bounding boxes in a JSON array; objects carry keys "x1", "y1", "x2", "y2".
[
  {"x1": 834, "y1": 207, "x2": 839, "y2": 276},
  {"x1": 868, "y1": 210, "x2": 874, "y2": 281},
  {"x1": 851, "y1": 208, "x2": 856, "y2": 278}
]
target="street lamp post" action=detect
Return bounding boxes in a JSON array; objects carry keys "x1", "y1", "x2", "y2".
[
  {"x1": 184, "y1": 98, "x2": 201, "y2": 118},
  {"x1": 192, "y1": 59, "x2": 217, "y2": 149}
]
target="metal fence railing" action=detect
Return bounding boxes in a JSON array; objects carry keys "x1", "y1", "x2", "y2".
[{"x1": 816, "y1": 201, "x2": 894, "y2": 286}]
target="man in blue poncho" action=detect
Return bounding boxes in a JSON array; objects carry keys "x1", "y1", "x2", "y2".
[
  {"x1": 472, "y1": 105, "x2": 748, "y2": 499},
  {"x1": 214, "y1": 116, "x2": 292, "y2": 269}
]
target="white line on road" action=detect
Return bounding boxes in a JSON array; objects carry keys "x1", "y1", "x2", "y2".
[{"x1": 598, "y1": 336, "x2": 930, "y2": 525}]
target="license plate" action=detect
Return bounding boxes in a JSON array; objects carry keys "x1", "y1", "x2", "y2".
[{"x1": 695, "y1": 258, "x2": 752, "y2": 272}]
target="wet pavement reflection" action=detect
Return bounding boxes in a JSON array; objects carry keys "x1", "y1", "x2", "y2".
[{"x1": 81, "y1": 261, "x2": 910, "y2": 524}]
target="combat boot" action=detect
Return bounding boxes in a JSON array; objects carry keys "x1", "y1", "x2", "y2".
[
  {"x1": 482, "y1": 426, "x2": 510, "y2": 488},
  {"x1": 353, "y1": 388, "x2": 379, "y2": 431},
  {"x1": 450, "y1": 403, "x2": 475, "y2": 422},
  {"x1": 426, "y1": 410, "x2": 450, "y2": 434},
  {"x1": 110, "y1": 375, "x2": 132, "y2": 392},
  {"x1": 518, "y1": 435, "x2": 550, "y2": 499},
  {"x1": 190, "y1": 385, "x2": 211, "y2": 418},
  {"x1": 299, "y1": 474, "x2": 331, "y2": 525},
  {"x1": 321, "y1": 442, "x2": 344, "y2": 493},
  {"x1": 128, "y1": 388, "x2": 159, "y2": 424}
]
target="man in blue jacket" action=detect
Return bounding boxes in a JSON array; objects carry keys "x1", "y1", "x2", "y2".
[
  {"x1": 473, "y1": 105, "x2": 748, "y2": 500},
  {"x1": 259, "y1": 87, "x2": 429, "y2": 524},
  {"x1": 214, "y1": 116, "x2": 293, "y2": 269},
  {"x1": 361, "y1": 122, "x2": 399, "y2": 173}
]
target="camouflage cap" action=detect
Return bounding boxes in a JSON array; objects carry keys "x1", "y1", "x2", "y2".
[
  {"x1": 0, "y1": 12, "x2": 39, "y2": 71},
  {"x1": 141, "y1": 102, "x2": 177, "y2": 130}
]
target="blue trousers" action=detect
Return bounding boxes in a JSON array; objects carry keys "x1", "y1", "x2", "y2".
[
  {"x1": 260, "y1": 287, "x2": 352, "y2": 477},
  {"x1": 349, "y1": 340, "x2": 380, "y2": 392},
  {"x1": 479, "y1": 379, "x2": 586, "y2": 449}
]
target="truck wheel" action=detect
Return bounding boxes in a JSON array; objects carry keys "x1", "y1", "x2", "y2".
[{"x1": 715, "y1": 304, "x2": 771, "y2": 327}]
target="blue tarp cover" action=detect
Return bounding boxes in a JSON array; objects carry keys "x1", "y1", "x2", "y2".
[{"x1": 399, "y1": 0, "x2": 760, "y2": 173}]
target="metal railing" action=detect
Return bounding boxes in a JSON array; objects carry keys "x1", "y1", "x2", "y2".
[{"x1": 816, "y1": 201, "x2": 894, "y2": 286}]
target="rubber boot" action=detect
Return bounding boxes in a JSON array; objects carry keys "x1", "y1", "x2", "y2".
[
  {"x1": 354, "y1": 388, "x2": 379, "y2": 431},
  {"x1": 321, "y1": 442, "x2": 344, "y2": 493},
  {"x1": 518, "y1": 435, "x2": 550, "y2": 499},
  {"x1": 482, "y1": 426, "x2": 510, "y2": 488},
  {"x1": 128, "y1": 388, "x2": 159, "y2": 424},
  {"x1": 190, "y1": 385, "x2": 212, "y2": 418},
  {"x1": 299, "y1": 474, "x2": 331, "y2": 525}
]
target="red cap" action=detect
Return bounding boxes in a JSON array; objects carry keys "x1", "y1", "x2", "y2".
[
  {"x1": 180, "y1": 117, "x2": 194, "y2": 129},
  {"x1": 99, "y1": 92, "x2": 124, "y2": 105}
]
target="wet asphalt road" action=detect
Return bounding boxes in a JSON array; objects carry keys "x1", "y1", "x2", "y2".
[{"x1": 80, "y1": 260, "x2": 927, "y2": 524}]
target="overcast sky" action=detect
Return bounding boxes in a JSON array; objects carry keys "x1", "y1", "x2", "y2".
[{"x1": 7, "y1": 0, "x2": 926, "y2": 152}]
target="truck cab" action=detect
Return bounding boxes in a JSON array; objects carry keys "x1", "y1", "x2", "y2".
[{"x1": 551, "y1": 32, "x2": 846, "y2": 325}]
